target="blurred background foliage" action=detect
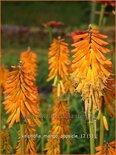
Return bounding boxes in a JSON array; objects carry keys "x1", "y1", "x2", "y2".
[{"x1": 1, "y1": 1, "x2": 115, "y2": 154}]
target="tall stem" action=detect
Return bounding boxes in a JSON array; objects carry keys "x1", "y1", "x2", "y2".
[
  {"x1": 99, "y1": 111, "x2": 104, "y2": 146},
  {"x1": 90, "y1": 1, "x2": 97, "y2": 24},
  {"x1": 89, "y1": 112, "x2": 95, "y2": 154},
  {"x1": 99, "y1": 4, "x2": 105, "y2": 27},
  {"x1": 102, "y1": 16, "x2": 107, "y2": 28},
  {"x1": 20, "y1": 122, "x2": 25, "y2": 154},
  {"x1": 48, "y1": 27, "x2": 52, "y2": 43},
  {"x1": 66, "y1": 143, "x2": 70, "y2": 154},
  {"x1": 41, "y1": 121, "x2": 44, "y2": 154}
]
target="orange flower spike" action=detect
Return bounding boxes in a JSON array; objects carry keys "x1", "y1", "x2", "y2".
[
  {"x1": 16, "y1": 123, "x2": 37, "y2": 154},
  {"x1": 3, "y1": 61, "x2": 41, "y2": 128},
  {"x1": 47, "y1": 36, "x2": 70, "y2": 82},
  {"x1": 71, "y1": 25, "x2": 113, "y2": 114},
  {"x1": 47, "y1": 36, "x2": 70, "y2": 97},
  {"x1": 45, "y1": 100, "x2": 71, "y2": 154},
  {"x1": 20, "y1": 48, "x2": 38, "y2": 78},
  {"x1": 45, "y1": 138, "x2": 60, "y2": 155},
  {"x1": 96, "y1": 141, "x2": 116, "y2": 155},
  {"x1": 0, "y1": 127, "x2": 12, "y2": 153},
  {"x1": 51, "y1": 100, "x2": 71, "y2": 136}
]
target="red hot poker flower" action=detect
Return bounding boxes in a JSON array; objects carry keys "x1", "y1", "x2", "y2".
[
  {"x1": 96, "y1": 141, "x2": 116, "y2": 155},
  {"x1": 42, "y1": 21, "x2": 64, "y2": 28},
  {"x1": 3, "y1": 62, "x2": 41, "y2": 128}
]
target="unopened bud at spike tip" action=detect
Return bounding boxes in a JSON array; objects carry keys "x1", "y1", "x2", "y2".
[{"x1": 88, "y1": 24, "x2": 92, "y2": 30}]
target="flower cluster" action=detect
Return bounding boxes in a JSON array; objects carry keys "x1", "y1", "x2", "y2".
[
  {"x1": 45, "y1": 87, "x2": 71, "y2": 154},
  {"x1": 45, "y1": 137, "x2": 60, "y2": 155},
  {"x1": 0, "y1": 128, "x2": 12, "y2": 154},
  {"x1": 51, "y1": 100, "x2": 71, "y2": 137},
  {"x1": 96, "y1": 141, "x2": 116, "y2": 155},
  {"x1": 47, "y1": 36, "x2": 70, "y2": 97},
  {"x1": 3, "y1": 61, "x2": 41, "y2": 128},
  {"x1": 20, "y1": 48, "x2": 38, "y2": 78},
  {"x1": 16, "y1": 123, "x2": 37, "y2": 154},
  {"x1": 71, "y1": 26, "x2": 112, "y2": 115}
]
